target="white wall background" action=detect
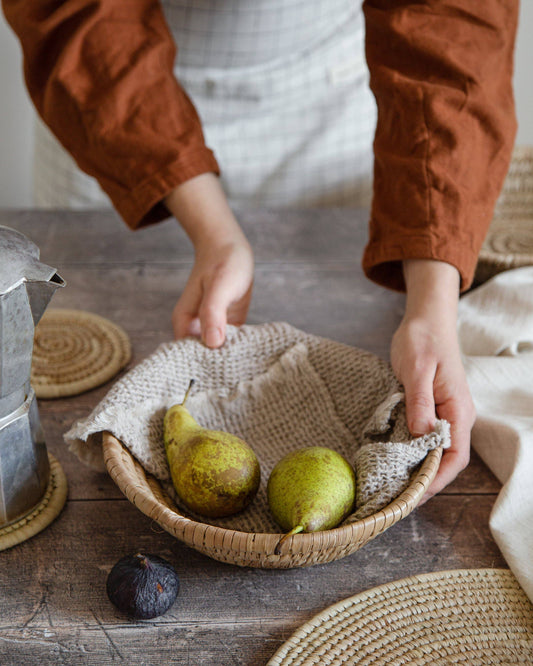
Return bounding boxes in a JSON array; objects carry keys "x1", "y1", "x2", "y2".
[{"x1": 1, "y1": 4, "x2": 532, "y2": 207}]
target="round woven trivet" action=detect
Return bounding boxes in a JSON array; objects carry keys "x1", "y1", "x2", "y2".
[
  {"x1": 267, "y1": 568, "x2": 533, "y2": 665},
  {"x1": 476, "y1": 145, "x2": 533, "y2": 284},
  {"x1": 32, "y1": 309, "x2": 131, "y2": 398},
  {"x1": 0, "y1": 454, "x2": 68, "y2": 551}
]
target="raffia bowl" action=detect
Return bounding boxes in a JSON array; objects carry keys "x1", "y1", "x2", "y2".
[{"x1": 102, "y1": 433, "x2": 442, "y2": 569}]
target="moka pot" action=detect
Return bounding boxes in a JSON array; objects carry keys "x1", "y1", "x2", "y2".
[{"x1": 0, "y1": 225, "x2": 65, "y2": 525}]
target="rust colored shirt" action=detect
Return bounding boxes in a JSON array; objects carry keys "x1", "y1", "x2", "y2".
[{"x1": 3, "y1": 0, "x2": 518, "y2": 292}]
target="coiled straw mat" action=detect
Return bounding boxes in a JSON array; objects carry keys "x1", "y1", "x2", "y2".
[
  {"x1": 102, "y1": 433, "x2": 441, "y2": 569},
  {"x1": 476, "y1": 145, "x2": 533, "y2": 284},
  {"x1": 267, "y1": 568, "x2": 533, "y2": 665},
  {"x1": 0, "y1": 455, "x2": 68, "y2": 551},
  {"x1": 32, "y1": 309, "x2": 131, "y2": 398}
]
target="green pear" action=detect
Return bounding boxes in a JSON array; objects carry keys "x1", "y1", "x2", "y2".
[
  {"x1": 163, "y1": 380, "x2": 260, "y2": 518},
  {"x1": 267, "y1": 446, "x2": 356, "y2": 553}
]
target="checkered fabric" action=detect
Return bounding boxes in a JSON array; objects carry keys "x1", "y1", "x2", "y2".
[{"x1": 33, "y1": 0, "x2": 375, "y2": 210}]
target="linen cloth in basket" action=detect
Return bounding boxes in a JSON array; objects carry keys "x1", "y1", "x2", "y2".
[{"x1": 65, "y1": 322, "x2": 449, "y2": 532}]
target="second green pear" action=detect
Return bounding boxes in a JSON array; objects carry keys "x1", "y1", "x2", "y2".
[
  {"x1": 163, "y1": 381, "x2": 260, "y2": 518},
  {"x1": 267, "y1": 446, "x2": 356, "y2": 544}
]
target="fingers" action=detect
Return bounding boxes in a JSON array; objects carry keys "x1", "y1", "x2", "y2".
[
  {"x1": 395, "y1": 345, "x2": 475, "y2": 505},
  {"x1": 172, "y1": 266, "x2": 251, "y2": 348},
  {"x1": 402, "y1": 368, "x2": 437, "y2": 437},
  {"x1": 420, "y1": 449, "x2": 468, "y2": 504},
  {"x1": 422, "y1": 394, "x2": 475, "y2": 502},
  {"x1": 198, "y1": 269, "x2": 239, "y2": 348},
  {"x1": 172, "y1": 273, "x2": 227, "y2": 347},
  {"x1": 172, "y1": 277, "x2": 202, "y2": 339}
]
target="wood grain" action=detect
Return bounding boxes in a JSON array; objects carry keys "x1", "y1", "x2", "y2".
[
  {"x1": 0, "y1": 209, "x2": 505, "y2": 665},
  {"x1": 0, "y1": 497, "x2": 505, "y2": 665}
]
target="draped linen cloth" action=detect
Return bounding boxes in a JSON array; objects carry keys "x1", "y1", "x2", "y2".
[{"x1": 458, "y1": 266, "x2": 533, "y2": 603}]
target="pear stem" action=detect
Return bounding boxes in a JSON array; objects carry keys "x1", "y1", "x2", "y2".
[
  {"x1": 274, "y1": 525, "x2": 304, "y2": 556},
  {"x1": 181, "y1": 379, "x2": 195, "y2": 406}
]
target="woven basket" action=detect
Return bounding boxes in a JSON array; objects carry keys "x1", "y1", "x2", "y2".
[
  {"x1": 476, "y1": 145, "x2": 533, "y2": 284},
  {"x1": 102, "y1": 432, "x2": 442, "y2": 569}
]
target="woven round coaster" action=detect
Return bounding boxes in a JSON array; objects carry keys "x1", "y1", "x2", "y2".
[
  {"x1": 476, "y1": 145, "x2": 533, "y2": 284},
  {"x1": 268, "y1": 569, "x2": 533, "y2": 665},
  {"x1": 476, "y1": 217, "x2": 533, "y2": 284},
  {"x1": 32, "y1": 309, "x2": 132, "y2": 398},
  {"x1": 0, "y1": 454, "x2": 68, "y2": 552}
]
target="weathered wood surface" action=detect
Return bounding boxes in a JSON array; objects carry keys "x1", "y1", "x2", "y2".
[{"x1": 0, "y1": 209, "x2": 504, "y2": 665}]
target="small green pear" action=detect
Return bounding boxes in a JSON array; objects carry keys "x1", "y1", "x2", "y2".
[
  {"x1": 267, "y1": 446, "x2": 356, "y2": 553},
  {"x1": 163, "y1": 380, "x2": 260, "y2": 518}
]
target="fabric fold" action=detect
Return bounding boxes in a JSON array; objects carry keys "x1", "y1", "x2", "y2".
[
  {"x1": 458, "y1": 266, "x2": 533, "y2": 602},
  {"x1": 65, "y1": 321, "x2": 449, "y2": 533}
]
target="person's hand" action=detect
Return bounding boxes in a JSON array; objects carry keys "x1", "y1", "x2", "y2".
[
  {"x1": 172, "y1": 236, "x2": 253, "y2": 347},
  {"x1": 390, "y1": 259, "x2": 476, "y2": 502},
  {"x1": 164, "y1": 173, "x2": 254, "y2": 347}
]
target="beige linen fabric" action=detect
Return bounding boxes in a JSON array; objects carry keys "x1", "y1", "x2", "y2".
[
  {"x1": 458, "y1": 266, "x2": 533, "y2": 603},
  {"x1": 65, "y1": 322, "x2": 448, "y2": 533}
]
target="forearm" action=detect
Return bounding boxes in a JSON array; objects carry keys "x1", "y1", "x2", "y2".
[
  {"x1": 164, "y1": 174, "x2": 249, "y2": 251},
  {"x1": 402, "y1": 259, "x2": 460, "y2": 325}
]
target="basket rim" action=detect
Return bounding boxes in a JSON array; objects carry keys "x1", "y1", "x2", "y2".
[{"x1": 102, "y1": 431, "x2": 443, "y2": 551}]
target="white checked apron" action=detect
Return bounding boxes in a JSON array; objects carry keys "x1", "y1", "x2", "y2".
[{"x1": 33, "y1": 0, "x2": 376, "y2": 209}]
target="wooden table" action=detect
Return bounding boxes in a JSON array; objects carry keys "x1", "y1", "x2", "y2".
[{"x1": 0, "y1": 209, "x2": 504, "y2": 665}]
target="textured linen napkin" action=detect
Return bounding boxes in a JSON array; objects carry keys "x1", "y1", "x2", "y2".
[
  {"x1": 458, "y1": 266, "x2": 533, "y2": 603},
  {"x1": 65, "y1": 322, "x2": 449, "y2": 532}
]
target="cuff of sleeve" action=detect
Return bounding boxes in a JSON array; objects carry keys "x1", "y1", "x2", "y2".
[
  {"x1": 107, "y1": 148, "x2": 220, "y2": 229},
  {"x1": 362, "y1": 234, "x2": 479, "y2": 293}
]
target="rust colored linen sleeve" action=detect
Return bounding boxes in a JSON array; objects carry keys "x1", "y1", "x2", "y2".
[
  {"x1": 362, "y1": 1, "x2": 518, "y2": 292},
  {"x1": 2, "y1": 0, "x2": 220, "y2": 229}
]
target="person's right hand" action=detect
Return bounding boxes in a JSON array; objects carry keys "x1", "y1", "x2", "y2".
[
  {"x1": 164, "y1": 173, "x2": 254, "y2": 348},
  {"x1": 391, "y1": 259, "x2": 476, "y2": 502}
]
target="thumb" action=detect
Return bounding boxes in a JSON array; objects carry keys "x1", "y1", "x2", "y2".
[
  {"x1": 198, "y1": 273, "x2": 236, "y2": 348},
  {"x1": 402, "y1": 371, "x2": 436, "y2": 437},
  {"x1": 172, "y1": 278, "x2": 202, "y2": 340}
]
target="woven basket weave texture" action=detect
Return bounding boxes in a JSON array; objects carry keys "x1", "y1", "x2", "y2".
[
  {"x1": 476, "y1": 145, "x2": 533, "y2": 283},
  {"x1": 267, "y1": 568, "x2": 533, "y2": 664},
  {"x1": 103, "y1": 433, "x2": 441, "y2": 568}
]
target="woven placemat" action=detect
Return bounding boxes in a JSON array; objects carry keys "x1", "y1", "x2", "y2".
[
  {"x1": 476, "y1": 145, "x2": 533, "y2": 284},
  {"x1": 0, "y1": 454, "x2": 68, "y2": 551},
  {"x1": 268, "y1": 569, "x2": 533, "y2": 665},
  {"x1": 32, "y1": 309, "x2": 132, "y2": 398}
]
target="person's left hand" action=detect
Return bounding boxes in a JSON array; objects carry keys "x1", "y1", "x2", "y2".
[
  {"x1": 164, "y1": 173, "x2": 254, "y2": 347},
  {"x1": 390, "y1": 259, "x2": 476, "y2": 502},
  {"x1": 172, "y1": 236, "x2": 254, "y2": 346}
]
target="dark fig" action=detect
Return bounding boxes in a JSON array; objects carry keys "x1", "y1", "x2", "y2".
[{"x1": 106, "y1": 553, "x2": 179, "y2": 619}]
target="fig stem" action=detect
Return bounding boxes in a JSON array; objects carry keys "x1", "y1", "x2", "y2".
[
  {"x1": 135, "y1": 553, "x2": 150, "y2": 569},
  {"x1": 274, "y1": 525, "x2": 304, "y2": 556},
  {"x1": 182, "y1": 379, "x2": 195, "y2": 407}
]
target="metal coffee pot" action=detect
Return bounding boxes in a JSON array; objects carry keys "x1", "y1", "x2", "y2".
[{"x1": 0, "y1": 225, "x2": 65, "y2": 526}]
